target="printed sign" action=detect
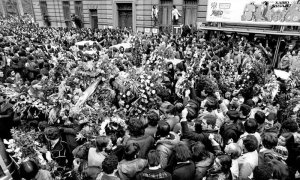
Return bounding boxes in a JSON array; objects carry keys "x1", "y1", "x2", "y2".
[
  {"x1": 206, "y1": 0, "x2": 300, "y2": 26},
  {"x1": 152, "y1": 28, "x2": 158, "y2": 34},
  {"x1": 144, "y1": 28, "x2": 150, "y2": 33}
]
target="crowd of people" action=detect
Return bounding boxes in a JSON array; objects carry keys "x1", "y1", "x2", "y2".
[{"x1": 1, "y1": 16, "x2": 300, "y2": 180}]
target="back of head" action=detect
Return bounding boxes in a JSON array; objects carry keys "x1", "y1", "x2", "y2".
[
  {"x1": 244, "y1": 118, "x2": 258, "y2": 134},
  {"x1": 147, "y1": 110, "x2": 160, "y2": 126},
  {"x1": 96, "y1": 136, "x2": 110, "y2": 152},
  {"x1": 281, "y1": 119, "x2": 298, "y2": 133},
  {"x1": 174, "y1": 143, "x2": 191, "y2": 162},
  {"x1": 217, "y1": 154, "x2": 232, "y2": 174},
  {"x1": 156, "y1": 121, "x2": 170, "y2": 138},
  {"x1": 124, "y1": 143, "x2": 140, "y2": 161},
  {"x1": 147, "y1": 150, "x2": 161, "y2": 167},
  {"x1": 192, "y1": 142, "x2": 210, "y2": 162},
  {"x1": 255, "y1": 111, "x2": 265, "y2": 125},
  {"x1": 253, "y1": 164, "x2": 273, "y2": 180},
  {"x1": 102, "y1": 155, "x2": 118, "y2": 174},
  {"x1": 226, "y1": 110, "x2": 239, "y2": 122},
  {"x1": 262, "y1": 133, "x2": 278, "y2": 149},
  {"x1": 244, "y1": 135, "x2": 258, "y2": 152},
  {"x1": 127, "y1": 118, "x2": 145, "y2": 137},
  {"x1": 20, "y1": 160, "x2": 39, "y2": 180},
  {"x1": 240, "y1": 104, "x2": 251, "y2": 117}
]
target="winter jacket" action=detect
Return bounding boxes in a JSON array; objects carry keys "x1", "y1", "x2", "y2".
[
  {"x1": 118, "y1": 158, "x2": 148, "y2": 180},
  {"x1": 0, "y1": 102, "x2": 14, "y2": 140},
  {"x1": 88, "y1": 147, "x2": 107, "y2": 168},
  {"x1": 156, "y1": 132, "x2": 180, "y2": 169},
  {"x1": 194, "y1": 152, "x2": 214, "y2": 180},
  {"x1": 126, "y1": 135, "x2": 155, "y2": 159},
  {"x1": 220, "y1": 121, "x2": 244, "y2": 144},
  {"x1": 172, "y1": 161, "x2": 195, "y2": 180}
]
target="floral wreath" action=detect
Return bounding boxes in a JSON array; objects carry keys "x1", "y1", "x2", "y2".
[{"x1": 99, "y1": 116, "x2": 127, "y2": 136}]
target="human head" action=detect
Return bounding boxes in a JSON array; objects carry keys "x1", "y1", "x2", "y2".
[
  {"x1": 224, "y1": 143, "x2": 242, "y2": 160},
  {"x1": 174, "y1": 143, "x2": 191, "y2": 162},
  {"x1": 243, "y1": 135, "x2": 258, "y2": 152},
  {"x1": 96, "y1": 136, "x2": 112, "y2": 152},
  {"x1": 124, "y1": 143, "x2": 140, "y2": 161},
  {"x1": 153, "y1": 5, "x2": 156, "y2": 9},
  {"x1": 239, "y1": 104, "x2": 251, "y2": 118},
  {"x1": 102, "y1": 155, "x2": 118, "y2": 175},
  {"x1": 265, "y1": 113, "x2": 276, "y2": 129},
  {"x1": 281, "y1": 119, "x2": 298, "y2": 133},
  {"x1": 173, "y1": 5, "x2": 176, "y2": 9},
  {"x1": 226, "y1": 110, "x2": 239, "y2": 123},
  {"x1": 253, "y1": 164, "x2": 273, "y2": 180},
  {"x1": 20, "y1": 160, "x2": 39, "y2": 180},
  {"x1": 244, "y1": 119, "x2": 258, "y2": 134},
  {"x1": 254, "y1": 111, "x2": 265, "y2": 125},
  {"x1": 127, "y1": 118, "x2": 145, "y2": 137},
  {"x1": 147, "y1": 110, "x2": 160, "y2": 126},
  {"x1": 147, "y1": 150, "x2": 161, "y2": 167},
  {"x1": 191, "y1": 142, "x2": 210, "y2": 162},
  {"x1": 156, "y1": 121, "x2": 170, "y2": 138},
  {"x1": 44, "y1": 126, "x2": 60, "y2": 140},
  {"x1": 201, "y1": 114, "x2": 217, "y2": 130},
  {"x1": 212, "y1": 154, "x2": 232, "y2": 174},
  {"x1": 262, "y1": 133, "x2": 278, "y2": 149}
]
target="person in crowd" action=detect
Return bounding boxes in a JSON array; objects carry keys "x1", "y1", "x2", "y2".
[
  {"x1": 206, "y1": 154, "x2": 233, "y2": 180},
  {"x1": 238, "y1": 135, "x2": 258, "y2": 180},
  {"x1": 171, "y1": 143, "x2": 195, "y2": 180},
  {"x1": 20, "y1": 160, "x2": 53, "y2": 180},
  {"x1": 253, "y1": 164, "x2": 274, "y2": 180},
  {"x1": 237, "y1": 118, "x2": 261, "y2": 149},
  {"x1": 0, "y1": 93, "x2": 14, "y2": 140},
  {"x1": 155, "y1": 121, "x2": 180, "y2": 169},
  {"x1": 280, "y1": 119, "x2": 300, "y2": 179},
  {"x1": 125, "y1": 118, "x2": 155, "y2": 159},
  {"x1": 136, "y1": 150, "x2": 172, "y2": 180},
  {"x1": 224, "y1": 143, "x2": 242, "y2": 180},
  {"x1": 192, "y1": 141, "x2": 214, "y2": 180},
  {"x1": 96, "y1": 155, "x2": 120, "y2": 180},
  {"x1": 88, "y1": 136, "x2": 112, "y2": 169},
  {"x1": 145, "y1": 110, "x2": 160, "y2": 137},
  {"x1": 118, "y1": 143, "x2": 148, "y2": 180},
  {"x1": 44, "y1": 126, "x2": 73, "y2": 168}
]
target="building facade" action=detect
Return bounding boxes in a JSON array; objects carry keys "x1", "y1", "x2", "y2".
[
  {"x1": 28, "y1": 0, "x2": 208, "y2": 32},
  {"x1": 0, "y1": 0, "x2": 34, "y2": 17}
]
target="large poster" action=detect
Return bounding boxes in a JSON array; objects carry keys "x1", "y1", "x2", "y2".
[{"x1": 206, "y1": 0, "x2": 300, "y2": 26}]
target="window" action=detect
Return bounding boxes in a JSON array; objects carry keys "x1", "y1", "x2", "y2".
[
  {"x1": 63, "y1": 1, "x2": 71, "y2": 27},
  {"x1": 159, "y1": 0, "x2": 172, "y2": 26},
  {"x1": 184, "y1": 0, "x2": 197, "y2": 25},
  {"x1": 90, "y1": 9, "x2": 98, "y2": 29},
  {"x1": 75, "y1": 1, "x2": 83, "y2": 21},
  {"x1": 40, "y1": 1, "x2": 48, "y2": 16}
]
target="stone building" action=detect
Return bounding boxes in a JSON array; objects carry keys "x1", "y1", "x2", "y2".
[
  {"x1": 29, "y1": 0, "x2": 207, "y2": 31},
  {"x1": 0, "y1": 0, "x2": 34, "y2": 17}
]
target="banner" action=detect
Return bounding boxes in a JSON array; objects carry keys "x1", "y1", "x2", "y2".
[{"x1": 206, "y1": 0, "x2": 300, "y2": 26}]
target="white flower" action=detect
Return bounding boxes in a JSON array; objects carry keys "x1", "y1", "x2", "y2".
[
  {"x1": 152, "y1": 90, "x2": 156, "y2": 94},
  {"x1": 150, "y1": 83, "x2": 154, "y2": 87},
  {"x1": 146, "y1": 80, "x2": 150, "y2": 84},
  {"x1": 146, "y1": 86, "x2": 150, "y2": 90},
  {"x1": 126, "y1": 91, "x2": 131, "y2": 96},
  {"x1": 147, "y1": 76, "x2": 151, "y2": 79}
]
